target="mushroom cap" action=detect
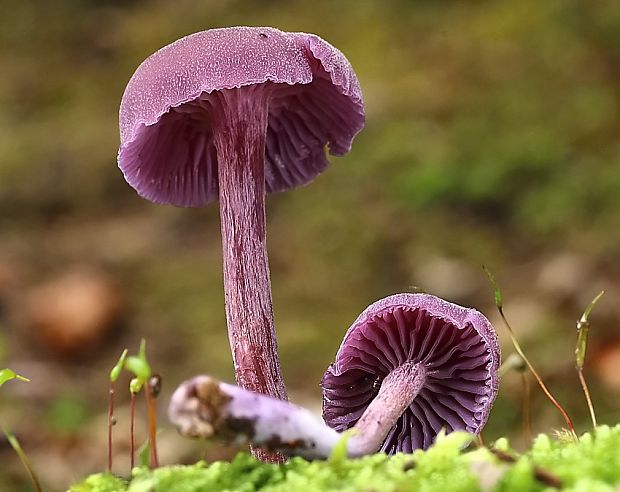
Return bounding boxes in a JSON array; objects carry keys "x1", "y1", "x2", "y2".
[
  {"x1": 321, "y1": 293, "x2": 500, "y2": 454},
  {"x1": 119, "y1": 26, "x2": 365, "y2": 207}
]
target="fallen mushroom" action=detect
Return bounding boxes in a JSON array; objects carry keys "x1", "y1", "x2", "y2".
[
  {"x1": 168, "y1": 374, "x2": 341, "y2": 460},
  {"x1": 118, "y1": 27, "x2": 364, "y2": 404},
  {"x1": 169, "y1": 294, "x2": 500, "y2": 459},
  {"x1": 322, "y1": 293, "x2": 501, "y2": 454}
]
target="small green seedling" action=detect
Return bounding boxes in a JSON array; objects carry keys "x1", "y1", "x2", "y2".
[
  {"x1": 482, "y1": 266, "x2": 577, "y2": 440},
  {"x1": 145, "y1": 374, "x2": 162, "y2": 469},
  {"x1": 125, "y1": 340, "x2": 151, "y2": 470},
  {"x1": 1, "y1": 370, "x2": 41, "y2": 492},
  {"x1": 137, "y1": 438, "x2": 151, "y2": 468},
  {"x1": 575, "y1": 290, "x2": 604, "y2": 429},
  {"x1": 0, "y1": 368, "x2": 30, "y2": 387},
  {"x1": 125, "y1": 339, "x2": 151, "y2": 389},
  {"x1": 124, "y1": 339, "x2": 160, "y2": 470},
  {"x1": 110, "y1": 349, "x2": 129, "y2": 382},
  {"x1": 108, "y1": 349, "x2": 128, "y2": 472},
  {"x1": 105, "y1": 340, "x2": 162, "y2": 473}
]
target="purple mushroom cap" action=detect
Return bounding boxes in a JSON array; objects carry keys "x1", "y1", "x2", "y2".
[
  {"x1": 322, "y1": 293, "x2": 500, "y2": 454},
  {"x1": 118, "y1": 26, "x2": 364, "y2": 207}
]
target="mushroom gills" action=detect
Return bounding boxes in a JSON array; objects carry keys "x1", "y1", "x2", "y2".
[{"x1": 322, "y1": 298, "x2": 498, "y2": 453}]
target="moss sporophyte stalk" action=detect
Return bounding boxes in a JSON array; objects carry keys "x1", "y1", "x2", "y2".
[
  {"x1": 106, "y1": 341, "x2": 161, "y2": 473},
  {"x1": 70, "y1": 425, "x2": 620, "y2": 492}
]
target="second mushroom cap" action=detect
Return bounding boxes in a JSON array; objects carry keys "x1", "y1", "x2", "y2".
[{"x1": 322, "y1": 293, "x2": 500, "y2": 454}]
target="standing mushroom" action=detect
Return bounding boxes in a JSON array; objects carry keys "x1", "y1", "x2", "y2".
[
  {"x1": 118, "y1": 27, "x2": 364, "y2": 403},
  {"x1": 169, "y1": 293, "x2": 500, "y2": 459},
  {"x1": 322, "y1": 293, "x2": 500, "y2": 454}
]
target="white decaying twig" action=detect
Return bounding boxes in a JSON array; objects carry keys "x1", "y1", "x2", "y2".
[{"x1": 168, "y1": 370, "x2": 426, "y2": 460}]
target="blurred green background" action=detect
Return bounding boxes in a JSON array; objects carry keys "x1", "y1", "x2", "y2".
[{"x1": 1, "y1": 0, "x2": 619, "y2": 490}]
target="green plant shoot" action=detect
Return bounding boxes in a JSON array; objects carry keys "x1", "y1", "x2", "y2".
[
  {"x1": 575, "y1": 290, "x2": 604, "y2": 429},
  {"x1": 124, "y1": 338, "x2": 159, "y2": 469},
  {"x1": 125, "y1": 339, "x2": 151, "y2": 393},
  {"x1": 482, "y1": 265, "x2": 503, "y2": 311},
  {"x1": 110, "y1": 349, "x2": 128, "y2": 383},
  {"x1": 1, "y1": 373, "x2": 39, "y2": 491},
  {"x1": 575, "y1": 290, "x2": 604, "y2": 370},
  {"x1": 108, "y1": 348, "x2": 129, "y2": 471},
  {"x1": 0, "y1": 368, "x2": 30, "y2": 387}
]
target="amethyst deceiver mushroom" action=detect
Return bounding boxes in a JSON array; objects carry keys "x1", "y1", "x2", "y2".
[
  {"x1": 118, "y1": 27, "x2": 364, "y2": 402},
  {"x1": 322, "y1": 293, "x2": 500, "y2": 455},
  {"x1": 169, "y1": 374, "x2": 343, "y2": 460},
  {"x1": 169, "y1": 293, "x2": 500, "y2": 460}
]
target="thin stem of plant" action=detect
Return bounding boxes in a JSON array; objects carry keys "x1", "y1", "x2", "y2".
[
  {"x1": 108, "y1": 348, "x2": 127, "y2": 472},
  {"x1": 146, "y1": 375, "x2": 161, "y2": 468},
  {"x1": 498, "y1": 307, "x2": 577, "y2": 439},
  {"x1": 483, "y1": 266, "x2": 577, "y2": 440},
  {"x1": 130, "y1": 392, "x2": 136, "y2": 469},
  {"x1": 3, "y1": 430, "x2": 42, "y2": 492},
  {"x1": 575, "y1": 290, "x2": 604, "y2": 429},
  {"x1": 577, "y1": 370, "x2": 597, "y2": 428},
  {"x1": 108, "y1": 381, "x2": 115, "y2": 471}
]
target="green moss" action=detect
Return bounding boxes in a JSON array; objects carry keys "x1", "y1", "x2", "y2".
[
  {"x1": 499, "y1": 426, "x2": 620, "y2": 492},
  {"x1": 69, "y1": 473, "x2": 127, "y2": 492},
  {"x1": 70, "y1": 426, "x2": 620, "y2": 492}
]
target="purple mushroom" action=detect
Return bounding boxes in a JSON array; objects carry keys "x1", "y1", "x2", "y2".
[
  {"x1": 322, "y1": 293, "x2": 500, "y2": 455},
  {"x1": 118, "y1": 27, "x2": 364, "y2": 402},
  {"x1": 169, "y1": 293, "x2": 499, "y2": 460}
]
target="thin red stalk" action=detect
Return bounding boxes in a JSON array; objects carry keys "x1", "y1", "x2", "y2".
[
  {"x1": 484, "y1": 267, "x2": 576, "y2": 439},
  {"x1": 130, "y1": 392, "x2": 136, "y2": 469},
  {"x1": 578, "y1": 369, "x2": 597, "y2": 427},
  {"x1": 108, "y1": 381, "x2": 115, "y2": 471},
  {"x1": 145, "y1": 376, "x2": 161, "y2": 468},
  {"x1": 498, "y1": 308, "x2": 577, "y2": 440}
]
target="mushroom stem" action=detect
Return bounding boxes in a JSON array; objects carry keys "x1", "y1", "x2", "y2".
[
  {"x1": 212, "y1": 86, "x2": 287, "y2": 405},
  {"x1": 169, "y1": 375, "x2": 341, "y2": 460},
  {"x1": 348, "y1": 362, "x2": 426, "y2": 457}
]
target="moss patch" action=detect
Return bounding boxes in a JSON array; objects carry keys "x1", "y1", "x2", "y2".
[{"x1": 70, "y1": 425, "x2": 620, "y2": 492}]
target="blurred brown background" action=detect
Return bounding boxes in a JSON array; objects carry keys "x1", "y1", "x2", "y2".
[{"x1": 0, "y1": 0, "x2": 619, "y2": 490}]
